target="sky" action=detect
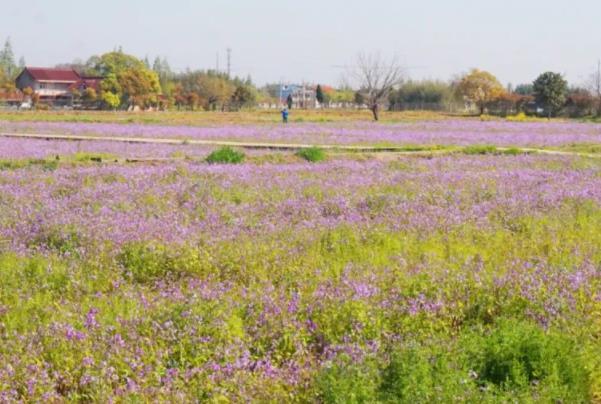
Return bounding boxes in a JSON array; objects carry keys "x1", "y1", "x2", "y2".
[{"x1": 2, "y1": 0, "x2": 601, "y2": 87}]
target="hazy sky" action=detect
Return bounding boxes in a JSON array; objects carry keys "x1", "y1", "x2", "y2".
[{"x1": 2, "y1": 0, "x2": 600, "y2": 86}]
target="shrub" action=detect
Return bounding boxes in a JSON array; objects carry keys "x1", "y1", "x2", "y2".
[
  {"x1": 378, "y1": 343, "x2": 480, "y2": 403},
  {"x1": 463, "y1": 319, "x2": 591, "y2": 400},
  {"x1": 316, "y1": 357, "x2": 379, "y2": 404},
  {"x1": 0, "y1": 158, "x2": 59, "y2": 171},
  {"x1": 296, "y1": 146, "x2": 326, "y2": 162},
  {"x1": 117, "y1": 242, "x2": 212, "y2": 283},
  {"x1": 507, "y1": 112, "x2": 528, "y2": 122},
  {"x1": 463, "y1": 145, "x2": 498, "y2": 155},
  {"x1": 501, "y1": 147, "x2": 523, "y2": 156},
  {"x1": 206, "y1": 147, "x2": 245, "y2": 164},
  {"x1": 117, "y1": 242, "x2": 171, "y2": 283}
]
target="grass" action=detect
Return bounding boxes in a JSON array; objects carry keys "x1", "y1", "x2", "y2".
[
  {"x1": 205, "y1": 146, "x2": 245, "y2": 164},
  {"x1": 296, "y1": 146, "x2": 327, "y2": 162},
  {"x1": 462, "y1": 145, "x2": 526, "y2": 156},
  {"x1": 553, "y1": 143, "x2": 601, "y2": 154}
]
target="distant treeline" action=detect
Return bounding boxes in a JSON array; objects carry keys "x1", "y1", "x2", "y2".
[{"x1": 1, "y1": 36, "x2": 600, "y2": 117}]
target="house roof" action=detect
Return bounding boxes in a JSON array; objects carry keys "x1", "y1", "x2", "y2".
[{"x1": 21, "y1": 67, "x2": 81, "y2": 82}]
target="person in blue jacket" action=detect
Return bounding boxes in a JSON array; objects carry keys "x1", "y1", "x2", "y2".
[{"x1": 281, "y1": 107, "x2": 289, "y2": 124}]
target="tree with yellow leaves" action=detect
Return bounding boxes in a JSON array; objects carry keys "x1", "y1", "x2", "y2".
[{"x1": 457, "y1": 69, "x2": 505, "y2": 115}]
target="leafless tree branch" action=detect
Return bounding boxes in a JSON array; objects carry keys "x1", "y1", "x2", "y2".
[{"x1": 348, "y1": 52, "x2": 404, "y2": 121}]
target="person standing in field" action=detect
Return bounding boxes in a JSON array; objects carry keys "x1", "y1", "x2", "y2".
[{"x1": 281, "y1": 107, "x2": 289, "y2": 124}]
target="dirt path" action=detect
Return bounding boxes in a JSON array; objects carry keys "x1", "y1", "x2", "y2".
[
  {"x1": 1, "y1": 132, "x2": 600, "y2": 159},
  {"x1": 0, "y1": 132, "x2": 409, "y2": 152}
]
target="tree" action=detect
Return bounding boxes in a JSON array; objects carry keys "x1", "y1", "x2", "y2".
[
  {"x1": 231, "y1": 84, "x2": 257, "y2": 110},
  {"x1": 173, "y1": 84, "x2": 187, "y2": 110},
  {"x1": 328, "y1": 88, "x2": 354, "y2": 107},
  {"x1": 354, "y1": 91, "x2": 365, "y2": 107},
  {"x1": 287, "y1": 94, "x2": 293, "y2": 109},
  {"x1": 118, "y1": 68, "x2": 161, "y2": 108},
  {"x1": 86, "y1": 51, "x2": 146, "y2": 77},
  {"x1": 533, "y1": 72, "x2": 568, "y2": 118},
  {"x1": 0, "y1": 37, "x2": 17, "y2": 80},
  {"x1": 565, "y1": 88, "x2": 594, "y2": 118},
  {"x1": 587, "y1": 61, "x2": 601, "y2": 116},
  {"x1": 349, "y1": 53, "x2": 404, "y2": 121},
  {"x1": 514, "y1": 84, "x2": 534, "y2": 96},
  {"x1": 186, "y1": 92, "x2": 200, "y2": 110},
  {"x1": 82, "y1": 87, "x2": 97, "y2": 103},
  {"x1": 101, "y1": 92, "x2": 120, "y2": 110},
  {"x1": 457, "y1": 69, "x2": 505, "y2": 115},
  {"x1": 389, "y1": 80, "x2": 455, "y2": 111},
  {"x1": 316, "y1": 84, "x2": 325, "y2": 105},
  {"x1": 152, "y1": 56, "x2": 173, "y2": 94},
  {"x1": 89, "y1": 51, "x2": 161, "y2": 109},
  {"x1": 100, "y1": 73, "x2": 121, "y2": 109}
]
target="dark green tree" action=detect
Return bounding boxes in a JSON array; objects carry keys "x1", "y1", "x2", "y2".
[
  {"x1": 316, "y1": 84, "x2": 324, "y2": 105},
  {"x1": 533, "y1": 72, "x2": 568, "y2": 118},
  {"x1": 230, "y1": 84, "x2": 257, "y2": 110},
  {"x1": 287, "y1": 93, "x2": 293, "y2": 109},
  {"x1": 0, "y1": 37, "x2": 17, "y2": 79},
  {"x1": 354, "y1": 91, "x2": 365, "y2": 106},
  {"x1": 514, "y1": 84, "x2": 534, "y2": 96}
]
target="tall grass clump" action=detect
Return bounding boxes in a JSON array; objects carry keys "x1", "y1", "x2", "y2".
[
  {"x1": 296, "y1": 146, "x2": 326, "y2": 162},
  {"x1": 463, "y1": 145, "x2": 498, "y2": 155},
  {"x1": 206, "y1": 146, "x2": 245, "y2": 164}
]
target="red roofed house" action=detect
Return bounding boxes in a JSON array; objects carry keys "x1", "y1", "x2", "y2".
[{"x1": 15, "y1": 67, "x2": 103, "y2": 106}]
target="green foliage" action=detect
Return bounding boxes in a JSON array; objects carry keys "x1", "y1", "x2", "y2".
[
  {"x1": 1, "y1": 153, "x2": 601, "y2": 401},
  {"x1": 0, "y1": 37, "x2": 18, "y2": 81},
  {"x1": 461, "y1": 145, "x2": 525, "y2": 156},
  {"x1": 463, "y1": 319, "x2": 591, "y2": 400},
  {"x1": 463, "y1": 145, "x2": 498, "y2": 155},
  {"x1": 116, "y1": 242, "x2": 211, "y2": 283},
  {"x1": 533, "y1": 72, "x2": 568, "y2": 117},
  {"x1": 206, "y1": 146, "x2": 245, "y2": 164},
  {"x1": 230, "y1": 84, "x2": 257, "y2": 110},
  {"x1": 316, "y1": 319, "x2": 591, "y2": 403},
  {"x1": 117, "y1": 243, "x2": 171, "y2": 282},
  {"x1": 514, "y1": 83, "x2": 534, "y2": 95},
  {"x1": 0, "y1": 158, "x2": 59, "y2": 171},
  {"x1": 86, "y1": 51, "x2": 146, "y2": 77},
  {"x1": 316, "y1": 357, "x2": 379, "y2": 403},
  {"x1": 389, "y1": 80, "x2": 455, "y2": 111},
  {"x1": 501, "y1": 147, "x2": 523, "y2": 155},
  {"x1": 118, "y1": 67, "x2": 161, "y2": 108},
  {"x1": 32, "y1": 226, "x2": 83, "y2": 256},
  {"x1": 89, "y1": 51, "x2": 161, "y2": 109},
  {"x1": 379, "y1": 345, "x2": 469, "y2": 402},
  {"x1": 296, "y1": 146, "x2": 326, "y2": 162}
]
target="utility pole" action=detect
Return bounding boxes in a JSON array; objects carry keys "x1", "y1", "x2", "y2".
[
  {"x1": 227, "y1": 48, "x2": 232, "y2": 78},
  {"x1": 596, "y1": 60, "x2": 601, "y2": 116},
  {"x1": 216, "y1": 52, "x2": 220, "y2": 73}
]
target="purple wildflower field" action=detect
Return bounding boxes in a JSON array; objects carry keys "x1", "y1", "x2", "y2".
[
  {"x1": 1, "y1": 121, "x2": 601, "y2": 401},
  {"x1": 3, "y1": 119, "x2": 601, "y2": 146}
]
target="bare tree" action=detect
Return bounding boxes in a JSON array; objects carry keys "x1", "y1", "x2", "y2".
[
  {"x1": 588, "y1": 60, "x2": 601, "y2": 116},
  {"x1": 349, "y1": 52, "x2": 404, "y2": 121}
]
